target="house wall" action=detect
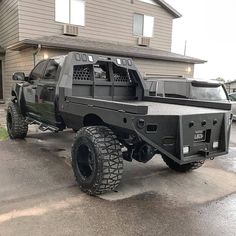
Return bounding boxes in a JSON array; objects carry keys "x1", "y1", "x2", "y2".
[
  {"x1": 18, "y1": 0, "x2": 174, "y2": 51},
  {"x1": 0, "y1": 0, "x2": 20, "y2": 100},
  {"x1": 0, "y1": 0, "x2": 19, "y2": 47},
  {"x1": 225, "y1": 82, "x2": 236, "y2": 93},
  {"x1": 134, "y1": 58, "x2": 194, "y2": 77}
]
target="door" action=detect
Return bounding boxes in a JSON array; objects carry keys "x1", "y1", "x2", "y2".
[
  {"x1": 0, "y1": 60, "x2": 3, "y2": 100},
  {"x1": 24, "y1": 60, "x2": 48, "y2": 117},
  {"x1": 35, "y1": 59, "x2": 60, "y2": 124}
]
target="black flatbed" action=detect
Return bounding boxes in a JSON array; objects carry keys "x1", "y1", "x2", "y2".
[{"x1": 66, "y1": 95, "x2": 230, "y2": 116}]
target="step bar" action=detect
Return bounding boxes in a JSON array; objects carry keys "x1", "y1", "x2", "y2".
[{"x1": 26, "y1": 118, "x2": 59, "y2": 132}]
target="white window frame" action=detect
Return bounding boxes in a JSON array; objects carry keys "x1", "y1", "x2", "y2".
[
  {"x1": 133, "y1": 13, "x2": 155, "y2": 37},
  {"x1": 55, "y1": 0, "x2": 85, "y2": 26}
]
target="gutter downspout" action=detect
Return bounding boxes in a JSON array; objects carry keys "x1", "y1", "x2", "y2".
[{"x1": 33, "y1": 44, "x2": 42, "y2": 66}]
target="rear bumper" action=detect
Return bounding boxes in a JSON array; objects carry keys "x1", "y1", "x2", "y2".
[
  {"x1": 181, "y1": 150, "x2": 228, "y2": 164},
  {"x1": 132, "y1": 111, "x2": 231, "y2": 165}
]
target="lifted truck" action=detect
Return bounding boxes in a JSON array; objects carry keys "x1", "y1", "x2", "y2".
[{"x1": 7, "y1": 52, "x2": 232, "y2": 195}]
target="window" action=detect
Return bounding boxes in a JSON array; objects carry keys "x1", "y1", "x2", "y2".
[
  {"x1": 229, "y1": 94, "x2": 236, "y2": 101},
  {"x1": 30, "y1": 60, "x2": 48, "y2": 80},
  {"x1": 190, "y1": 85, "x2": 228, "y2": 101},
  {"x1": 55, "y1": 0, "x2": 85, "y2": 26},
  {"x1": 94, "y1": 62, "x2": 110, "y2": 82},
  {"x1": 164, "y1": 82, "x2": 188, "y2": 99},
  {"x1": 44, "y1": 60, "x2": 60, "y2": 80},
  {"x1": 133, "y1": 14, "x2": 154, "y2": 37}
]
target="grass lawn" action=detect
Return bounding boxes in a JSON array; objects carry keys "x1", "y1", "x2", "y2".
[{"x1": 0, "y1": 126, "x2": 8, "y2": 141}]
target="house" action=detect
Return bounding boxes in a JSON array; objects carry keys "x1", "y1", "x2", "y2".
[
  {"x1": 225, "y1": 80, "x2": 236, "y2": 94},
  {"x1": 0, "y1": 0, "x2": 205, "y2": 101}
]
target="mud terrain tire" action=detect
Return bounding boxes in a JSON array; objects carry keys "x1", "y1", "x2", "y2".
[
  {"x1": 72, "y1": 126, "x2": 123, "y2": 195},
  {"x1": 6, "y1": 102, "x2": 28, "y2": 139}
]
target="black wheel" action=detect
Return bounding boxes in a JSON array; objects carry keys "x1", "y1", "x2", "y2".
[
  {"x1": 72, "y1": 126, "x2": 123, "y2": 195},
  {"x1": 162, "y1": 155, "x2": 204, "y2": 172},
  {"x1": 6, "y1": 102, "x2": 28, "y2": 139}
]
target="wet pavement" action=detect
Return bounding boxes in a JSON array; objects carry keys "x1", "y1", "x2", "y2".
[{"x1": 0, "y1": 121, "x2": 235, "y2": 235}]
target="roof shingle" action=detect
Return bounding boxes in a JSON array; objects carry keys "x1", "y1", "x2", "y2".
[{"x1": 8, "y1": 35, "x2": 206, "y2": 64}]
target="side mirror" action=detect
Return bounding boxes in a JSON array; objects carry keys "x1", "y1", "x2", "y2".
[{"x1": 12, "y1": 72, "x2": 26, "y2": 81}]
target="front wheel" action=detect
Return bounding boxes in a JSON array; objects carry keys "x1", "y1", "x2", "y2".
[
  {"x1": 162, "y1": 155, "x2": 204, "y2": 172},
  {"x1": 72, "y1": 126, "x2": 123, "y2": 195},
  {"x1": 6, "y1": 102, "x2": 28, "y2": 139}
]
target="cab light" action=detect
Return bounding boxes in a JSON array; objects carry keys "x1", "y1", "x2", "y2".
[
  {"x1": 88, "y1": 55, "x2": 93, "y2": 62},
  {"x1": 117, "y1": 59, "x2": 121, "y2": 65},
  {"x1": 122, "y1": 59, "x2": 127, "y2": 65}
]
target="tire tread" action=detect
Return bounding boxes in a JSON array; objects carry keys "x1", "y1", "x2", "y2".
[
  {"x1": 72, "y1": 126, "x2": 123, "y2": 195},
  {"x1": 7, "y1": 102, "x2": 28, "y2": 139}
]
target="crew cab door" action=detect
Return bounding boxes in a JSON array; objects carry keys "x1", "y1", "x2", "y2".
[
  {"x1": 24, "y1": 60, "x2": 48, "y2": 117},
  {"x1": 36, "y1": 59, "x2": 60, "y2": 124}
]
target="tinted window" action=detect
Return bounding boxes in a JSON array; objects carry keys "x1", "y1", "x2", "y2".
[
  {"x1": 229, "y1": 94, "x2": 236, "y2": 101},
  {"x1": 190, "y1": 85, "x2": 228, "y2": 101},
  {"x1": 94, "y1": 62, "x2": 110, "y2": 82},
  {"x1": 43, "y1": 59, "x2": 60, "y2": 80},
  {"x1": 164, "y1": 81, "x2": 188, "y2": 99},
  {"x1": 30, "y1": 60, "x2": 48, "y2": 80}
]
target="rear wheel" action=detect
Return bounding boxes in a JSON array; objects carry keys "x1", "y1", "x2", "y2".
[
  {"x1": 72, "y1": 126, "x2": 123, "y2": 195},
  {"x1": 162, "y1": 155, "x2": 204, "y2": 172},
  {"x1": 6, "y1": 102, "x2": 28, "y2": 139}
]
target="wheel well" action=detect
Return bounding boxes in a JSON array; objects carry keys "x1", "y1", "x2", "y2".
[{"x1": 83, "y1": 114, "x2": 104, "y2": 127}]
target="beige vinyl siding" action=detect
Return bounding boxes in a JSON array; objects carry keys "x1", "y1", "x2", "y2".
[
  {"x1": 0, "y1": 0, "x2": 19, "y2": 47},
  {"x1": 18, "y1": 0, "x2": 173, "y2": 51},
  {"x1": 134, "y1": 58, "x2": 194, "y2": 77},
  {"x1": 3, "y1": 50, "x2": 34, "y2": 99}
]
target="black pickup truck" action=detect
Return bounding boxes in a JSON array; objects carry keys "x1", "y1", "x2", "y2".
[{"x1": 7, "y1": 52, "x2": 232, "y2": 195}]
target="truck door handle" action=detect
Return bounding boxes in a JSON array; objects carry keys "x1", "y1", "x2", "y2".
[{"x1": 47, "y1": 87, "x2": 55, "y2": 91}]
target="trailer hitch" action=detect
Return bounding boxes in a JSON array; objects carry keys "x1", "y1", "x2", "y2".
[{"x1": 199, "y1": 149, "x2": 210, "y2": 157}]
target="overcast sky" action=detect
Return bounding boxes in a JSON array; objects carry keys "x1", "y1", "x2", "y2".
[{"x1": 165, "y1": 0, "x2": 236, "y2": 81}]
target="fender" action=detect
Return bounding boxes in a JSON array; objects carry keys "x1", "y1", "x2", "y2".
[{"x1": 11, "y1": 82, "x2": 27, "y2": 115}]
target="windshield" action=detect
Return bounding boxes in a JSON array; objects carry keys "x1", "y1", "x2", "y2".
[{"x1": 190, "y1": 84, "x2": 228, "y2": 101}]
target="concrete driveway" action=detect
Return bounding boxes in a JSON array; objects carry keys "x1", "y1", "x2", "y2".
[{"x1": 0, "y1": 122, "x2": 235, "y2": 235}]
